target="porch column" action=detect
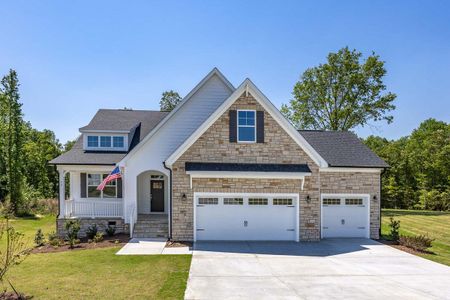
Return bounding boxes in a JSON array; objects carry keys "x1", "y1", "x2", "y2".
[{"x1": 58, "y1": 169, "x2": 66, "y2": 218}]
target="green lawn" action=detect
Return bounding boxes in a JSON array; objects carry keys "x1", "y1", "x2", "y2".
[
  {"x1": 382, "y1": 209, "x2": 450, "y2": 266},
  {"x1": 5, "y1": 214, "x2": 56, "y2": 246},
  {"x1": 1, "y1": 216, "x2": 192, "y2": 299}
]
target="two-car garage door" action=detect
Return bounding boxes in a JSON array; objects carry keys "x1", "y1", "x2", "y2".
[{"x1": 194, "y1": 193, "x2": 299, "y2": 241}]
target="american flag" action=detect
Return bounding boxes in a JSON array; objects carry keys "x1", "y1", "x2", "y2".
[{"x1": 97, "y1": 166, "x2": 122, "y2": 191}]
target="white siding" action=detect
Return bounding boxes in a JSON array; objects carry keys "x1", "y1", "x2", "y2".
[{"x1": 123, "y1": 74, "x2": 234, "y2": 222}]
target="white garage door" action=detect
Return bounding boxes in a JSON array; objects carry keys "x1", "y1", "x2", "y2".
[
  {"x1": 321, "y1": 194, "x2": 370, "y2": 238},
  {"x1": 194, "y1": 193, "x2": 299, "y2": 241}
]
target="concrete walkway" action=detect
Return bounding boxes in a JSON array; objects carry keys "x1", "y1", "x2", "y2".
[
  {"x1": 116, "y1": 238, "x2": 191, "y2": 255},
  {"x1": 185, "y1": 239, "x2": 450, "y2": 300}
]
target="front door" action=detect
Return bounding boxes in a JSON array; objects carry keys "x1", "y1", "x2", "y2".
[{"x1": 150, "y1": 180, "x2": 164, "y2": 212}]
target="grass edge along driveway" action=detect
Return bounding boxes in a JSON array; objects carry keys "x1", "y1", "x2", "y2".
[{"x1": 381, "y1": 209, "x2": 450, "y2": 266}]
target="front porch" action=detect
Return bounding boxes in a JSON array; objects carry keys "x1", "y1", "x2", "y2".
[{"x1": 56, "y1": 165, "x2": 170, "y2": 238}]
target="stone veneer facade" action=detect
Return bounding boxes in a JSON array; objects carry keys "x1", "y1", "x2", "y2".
[
  {"x1": 57, "y1": 218, "x2": 129, "y2": 238},
  {"x1": 171, "y1": 92, "x2": 381, "y2": 241}
]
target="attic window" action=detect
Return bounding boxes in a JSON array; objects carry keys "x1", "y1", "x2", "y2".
[{"x1": 237, "y1": 110, "x2": 256, "y2": 142}]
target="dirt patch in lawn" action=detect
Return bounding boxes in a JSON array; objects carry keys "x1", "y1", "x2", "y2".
[
  {"x1": 378, "y1": 239, "x2": 434, "y2": 256},
  {"x1": 31, "y1": 234, "x2": 130, "y2": 253},
  {"x1": 165, "y1": 241, "x2": 192, "y2": 248}
]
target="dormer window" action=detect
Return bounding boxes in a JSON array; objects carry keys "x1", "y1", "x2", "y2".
[
  {"x1": 85, "y1": 134, "x2": 127, "y2": 151},
  {"x1": 87, "y1": 136, "x2": 99, "y2": 147},
  {"x1": 100, "y1": 136, "x2": 112, "y2": 147},
  {"x1": 113, "y1": 136, "x2": 124, "y2": 148}
]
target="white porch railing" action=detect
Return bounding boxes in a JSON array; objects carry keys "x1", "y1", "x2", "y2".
[{"x1": 65, "y1": 199, "x2": 123, "y2": 218}]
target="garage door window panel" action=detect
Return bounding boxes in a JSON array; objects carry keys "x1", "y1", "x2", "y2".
[
  {"x1": 323, "y1": 198, "x2": 341, "y2": 205},
  {"x1": 345, "y1": 198, "x2": 363, "y2": 205},
  {"x1": 248, "y1": 198, "x2": 268, "y2": 205},
  {"x1": 198, "y1": 198, "x2": 218, "y2": 205},
  {"x1": 224, "y1": 198, "x2": 243, "y2": 205},
  {"x1": 273, "y1": 198, "x2": 293, "y2": 205}
]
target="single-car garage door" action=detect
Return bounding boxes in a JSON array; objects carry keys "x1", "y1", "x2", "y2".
[
  {"x1": 194, "y1": 193, "x2": 299, "y2": 241},
  {"x1": 321, "y1": 194, "x2": 370, "y2": 238}
]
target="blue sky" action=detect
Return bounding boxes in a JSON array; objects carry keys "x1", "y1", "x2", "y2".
[{"x1": 1, "y1": 0, "x2": 449, "y2": 143}]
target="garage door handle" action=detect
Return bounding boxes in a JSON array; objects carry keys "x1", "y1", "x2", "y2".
[
  {"x1": 196, "y1": 228, "x2": 205, "y2": 231},
  {"x1": 341, "y1": 219, "x2": 345, "y2": 225},
  {"x1": 286, "y1": 229, "x2": 295, "y2": 231},
  {"x1": 358, "y1": 227, "x2": 365, "y2": 229},
  {"x1": 196, "y1": 205, "x2": 204, "y2": 207}
]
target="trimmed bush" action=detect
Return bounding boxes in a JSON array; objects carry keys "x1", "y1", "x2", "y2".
[
  {"x1": 93, "y1": 232, "x2": 104, "y2": 243},
  {"x1": 64, "y1": 220, "x2": 81, "y2": 249},
  {"x1": 399, "y1": 234, "x2": 434, "y2": 252},
  {"x1": 388, "y1": 217, "x2": 400, "y2": 242},
  {"x1": 34, "y1": 229, "x2": 45, "y2": 247},
  {"x1": 105, "y1": 225, "x2": 116, "y2": 237},
  {"x1": 47, "y1": 231, "x2": 61, "y2": 247},
  {"x1": 86, "y1": 224, "x2": 98, "y2": 239}
]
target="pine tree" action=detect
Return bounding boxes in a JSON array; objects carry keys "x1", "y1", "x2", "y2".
[{"x1": 0, "y1": 70, "x2": 25, "y2": 215}]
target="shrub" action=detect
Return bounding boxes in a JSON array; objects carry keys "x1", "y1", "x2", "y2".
[
  {"x1": 48, "y1": 231, "x2": 62, "y2": 247},
  {"x1": 419, "y1": 190, "x2": 450, "y2": 211},
  {"x1": 388, "y1": 217, "x2": 400, "y2": 242},
  {"x1": 105, "y1": 225, "x2": 116, "y2": 237},
  {"x1": 86, "y1": 224, "x2": 98, "y2": 239},
  {"x1": 399, "y1": 235, "x2": 434, "y2": 252},
  {"x1": 64, "y1": 220, "x2": 81, "y2": 249},
  {"x1": 93, "y1": 232, "x2": 104, "y2": 243},
  {"x1": 34, "y1": 229, "x2": 45, "y2": 247}
]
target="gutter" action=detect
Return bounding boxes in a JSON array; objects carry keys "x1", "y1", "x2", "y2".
[
  {"x1": 379, "y1": 168, "x2": 386, "y2": 238},
  {"x1": 163, "y1": 162, "x2": 173, "y2": 240}
]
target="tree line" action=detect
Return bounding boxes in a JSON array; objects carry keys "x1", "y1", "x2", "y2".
[
  {"x1": 365, "y1": 119, "x2": 449, "y2": 211},
  {"x1": 0, "y1": 69, "x2": 71, "y2": 216}
]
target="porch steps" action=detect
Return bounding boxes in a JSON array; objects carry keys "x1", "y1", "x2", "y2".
[{"x1": 133, "y1": 214, "x2": 169, "y2": 238}]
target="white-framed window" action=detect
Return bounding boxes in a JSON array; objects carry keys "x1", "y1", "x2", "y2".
[
  {"x1": 113, "y1": 136, "x2": 124, "y2": 148},
  {"x1": 85, "y1": 135, "x2": 126, "y2": 150},
  {"x1": 237, "y1": 110, "x2": 256, "y2": 142},
  {"x1": 87, "y1": 136, "x2": 99, "y2": 147},
  {"x1": 100, "y1": 136, "x2": 112, "y2": 147},
  {"x1": 87, "y1": 173, "x2": 117, "y2": 198}
]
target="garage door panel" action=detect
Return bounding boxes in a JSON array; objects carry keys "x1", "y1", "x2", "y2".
[
  {"x1": 322, "y1": 195, "x2": 369, "y2": 238},
  {"x1": 195, "y1": 194, "x2": 298, "y2": 241}
]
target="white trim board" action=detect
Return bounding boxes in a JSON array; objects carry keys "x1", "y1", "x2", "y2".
[
  {"x1": 319, "y1": 167, "x2": 382, "y2": 173},
  {"x1": 165, "y1": 79, "x2": 328, "y2": 168},
  {"x1": 186, "y1": 171, "x2": 310, "y2": 189},
  {"x1": 118, "y1": 68, "x2": 235, "y2": 166}
]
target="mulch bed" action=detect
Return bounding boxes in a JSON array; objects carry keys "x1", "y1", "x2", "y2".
[
  {"x1": 165, "y1": 241, "x2": 193, "y2": 248},
  {"x1": 31, "y1": 234, "x2": 130, "y2": 253},
  {"x1": 378, "y1": 239, "x2": 434, "y2": 255}
]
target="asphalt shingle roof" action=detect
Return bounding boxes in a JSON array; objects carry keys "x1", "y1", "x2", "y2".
[
  {"x1": 50, "y1": 109, "x2": 169, "y2": 165},
  {"x1": 299, "y1": 130, "x2": 389, "y2": 168}
]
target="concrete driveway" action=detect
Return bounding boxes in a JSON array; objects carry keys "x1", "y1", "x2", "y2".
[{"x1": 185, "y1": 239, "x2": 450, "y2": 300}]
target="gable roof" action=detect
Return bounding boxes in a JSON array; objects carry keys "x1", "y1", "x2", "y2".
[
  {"x1": 164, "y1": 79, "x2": 329, "y2": 168},
  {"x1": 299, "y1": 130, "x2": 389, "y2": 168},
  {"x1": 118, "y1": 68, "x2": 235, "y2": 165},
  {"x1": 50, "y1": 109, "x2": 168, "y2": 165}
]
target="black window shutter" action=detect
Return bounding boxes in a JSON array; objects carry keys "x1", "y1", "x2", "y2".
[
  {"x1": 117, "y1": 178, "x2": 122, "y2": 198},
  {"x1": 256, "y1": 111, "x2": 264, "y2": 143},
  {"x1": 229, "y1": 110, "x2": 237, "y2": 143},
  {"x1": 80, "y1": 173, "x2": 87, "y2": 198}
]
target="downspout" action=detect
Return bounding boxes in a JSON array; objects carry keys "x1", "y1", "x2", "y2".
[
  {"x1": 163, "y1": 162, "x2": 173, "y2": 240},
  {"x1": 379, "y1": 169, "x2": 385, "y2": 238}
]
